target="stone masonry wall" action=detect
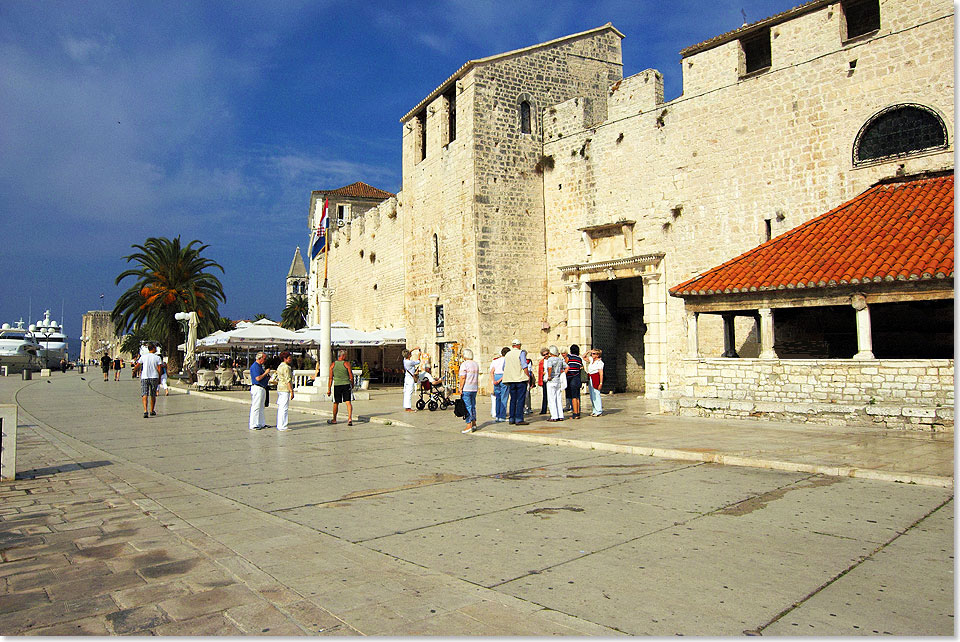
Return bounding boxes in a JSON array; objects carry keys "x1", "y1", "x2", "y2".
[
  {"x1": 316, "y1": 196, "x2": 406, "y2": 333},
  {"x1": 665, "y1": 358, "x2": 955, "y2": 430},
  {"x1": 401, "y1": 69, "x2": 480, "y2": 363},
  {"x1": 542, "y1": 1, "x2": 954, "y2": 394},
  {"x1": 471, "y1": 30, "x2": 623, "y2": 362}
]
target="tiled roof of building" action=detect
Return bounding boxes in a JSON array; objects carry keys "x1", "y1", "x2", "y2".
[
  {"x1": 287, "y1": 246, "x2": 307, "y2": 279},
  {"x1": 670, "y1": 174, "x2": 954, "y2": 297},
  {"x1": 680, "y1": 0, "x2": 831, "y2": 57},
  {"x1": 320, "y1": 182, "x2": 394, "y2": 200},
  {"x1": 401, "y1": 23, "x2": 624, "y2": 123}
]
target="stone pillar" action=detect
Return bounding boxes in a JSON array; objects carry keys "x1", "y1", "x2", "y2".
[
  {"x1": 721, "y1": 313, "x2": 739, "y2": 358},
  {"x1": 758, "y1": 308, "x2": 777, "y2": 360},
  {"x1": 686, "y1": 311, "x2": 700, "y2": 358},
  {"x1": 566, "y1": 281, "x2": 591, "y2": 348},
  {"x1": 641, "y1": 268, "x2": 668, "y2": 398},
  {"x1": 314, "y1": 288, "x2": 333, "y2": 393},
  {"x1": 0, "y1": 404, "x2": 17, "y2": 481},
  {"x1": 851, "y1": 293, "x2": 875, "y2": 360}
]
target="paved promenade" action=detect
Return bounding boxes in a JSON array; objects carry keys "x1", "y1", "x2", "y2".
[
  {"x1": 0, "y1": 373, "x2": 953, "y2": 635},
  {"x1": 198, "y1": 381, "x2": 953, "y2": 487}
]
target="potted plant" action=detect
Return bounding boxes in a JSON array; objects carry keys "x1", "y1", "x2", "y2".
[{"x1": 360, "y1": 362, "x2": 371, "y2": 390}]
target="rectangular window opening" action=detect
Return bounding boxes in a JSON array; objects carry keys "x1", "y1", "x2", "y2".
[
  {"x1": 416, "y1": 110, "x2": 427, "y2": 162},
  {"x1": 444, "y1": 87, "x2": 456, "y2": 145},
  {"x1": 740, "y1": 28, "x2": 771, "y2": 76},
  {"x1": 842, "y1": 0, "x2": 880, "y2": 41},
  {"x1": 764, "y1": 219, "x2": 772, "y2": 242}
]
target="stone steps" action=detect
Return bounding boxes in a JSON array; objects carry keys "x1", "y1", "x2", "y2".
[{"x1": 661, "y1": 397, "x2": 953, "y2": 431}]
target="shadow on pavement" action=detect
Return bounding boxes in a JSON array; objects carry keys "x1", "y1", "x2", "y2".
[{"x1": 17, "y1": 460, "x2": 112, "y2": 479}]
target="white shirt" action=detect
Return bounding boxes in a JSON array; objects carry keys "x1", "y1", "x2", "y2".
[
  {"x1": 490, "y1": 356, "x2": 505, "y2": 382},
  {"x1": 139, "y1": 352, "x2": 163, "y2": 380},
  {"x1": 587, "y1": 358, "x2": 604, "y2": 374}
]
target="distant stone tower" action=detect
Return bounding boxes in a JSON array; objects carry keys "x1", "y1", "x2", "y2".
[{"x1": 286, "y1": 247, "x2": 307, "y2": 302}]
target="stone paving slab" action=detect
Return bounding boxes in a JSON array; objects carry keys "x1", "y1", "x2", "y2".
[
  {"x1": 185, "y1": 382, "x2": 953, "y2": 485},
  {"x1": 1, "y1": 374, "x2": 952, "y2": 635}
]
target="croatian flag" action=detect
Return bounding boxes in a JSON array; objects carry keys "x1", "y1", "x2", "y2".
[{"x1": 311, "y1": 198, "x2": 329, "y2": 259}]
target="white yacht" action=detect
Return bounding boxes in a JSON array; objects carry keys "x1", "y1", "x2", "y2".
[
  {"x1": 0, "y1": 320, "x2": 41, "y2": 373},
  {"x1": 30, "y1": 310, "x2": 69, "y2": 369}
]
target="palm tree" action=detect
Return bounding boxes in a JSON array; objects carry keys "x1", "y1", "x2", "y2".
[
  {"x1": 119, "y1": 327, "x2": 153, "y2": 357},
  {"x1": 112, "y1": 236, "x2": 225, "y2": 374},
  {"x1": 253, "y1": 313, "x2": 270, "y2": 321},
  {"x1": 280, "y1": 294, "x2": 309, "y2": 330}
]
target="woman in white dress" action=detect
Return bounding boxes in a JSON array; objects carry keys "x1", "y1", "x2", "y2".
[{"x1": 544, "y1": 345, "x2": 567, "y2": 421}]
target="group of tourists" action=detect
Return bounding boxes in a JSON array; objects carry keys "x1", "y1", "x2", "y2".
[{"x1": 408, "y1": 340, "x2": 606, "y2": 434}]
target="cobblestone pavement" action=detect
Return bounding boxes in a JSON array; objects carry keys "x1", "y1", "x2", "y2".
[{"x1": 0, "y1": 373, "x2": 953, "y2": 635}]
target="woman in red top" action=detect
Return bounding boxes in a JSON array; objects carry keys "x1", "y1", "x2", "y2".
[{"x1": 537, "y1": 347, "x2": 549, "y2": 414}]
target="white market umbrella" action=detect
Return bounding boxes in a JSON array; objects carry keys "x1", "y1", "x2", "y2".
[
  {"x1": 211, "y1": 318, "x2": 307, "y2": 349},
  {"x1": 296, "y1": 322, "x2": 382, "y2": 347},
  {"x1": 365, "y1": 327, "x2": 406, "y2": 345}
]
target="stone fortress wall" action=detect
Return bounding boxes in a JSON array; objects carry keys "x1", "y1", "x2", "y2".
[
  {"x1": 541, "y1": 0, "x2": 954, "y2": 394},
  {"x1": 312, "y1": 195, "x2": 407, "y2": 332},
  {"x1": 399, "y1": 27, "x2": 624, "y2": 365},
  {"x1": 314, "y1": 0, "x2": 953, "y2": 421}
]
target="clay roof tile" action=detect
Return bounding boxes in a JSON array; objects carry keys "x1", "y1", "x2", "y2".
[{"x1": 670, "y1": 174, "x2": 954, "y2": 297}]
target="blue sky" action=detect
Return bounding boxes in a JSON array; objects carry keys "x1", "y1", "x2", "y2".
[{"x1": 0, "y1": 0, "x2": 801, "y2": 355}]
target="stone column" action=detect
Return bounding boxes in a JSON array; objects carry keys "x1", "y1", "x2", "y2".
[
  {"x1": 0, "y1": 404, "x2": 17, "y2": 481},
  {"x1": 686, "y1": 311, "x2": 700, "y2": 358},
  {"x1": 721, "y1": 313, "x2": 739, "y2": 358},
  {"x1": 758, "y1": 308, "x2": 777, "y2": 359},
  {"x1": 851, "y1": 293, "x2": 875, "y2": 360},
  {"x1": 566, "y1": 281, "x2": 591, "y2": 348},
  {"x1": 314, "y1": 288, "x2": 333, "y2": 395}
]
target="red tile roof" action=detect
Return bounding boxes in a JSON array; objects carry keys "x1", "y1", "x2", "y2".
[
  {"x1": 321, "y1": 182, "x2": 394, "y2": 200},
  {"x1": 670, "y1": 174, "x2": 954, "y2": 297}
]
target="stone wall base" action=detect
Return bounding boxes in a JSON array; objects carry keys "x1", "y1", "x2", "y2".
[{"x1": 660, "y1": 397, "x2": 954, "y2": 432}]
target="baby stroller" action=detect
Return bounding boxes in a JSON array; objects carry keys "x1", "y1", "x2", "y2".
[{"x1": 416, "y1": 376, "x2": 453, "y2": 411}]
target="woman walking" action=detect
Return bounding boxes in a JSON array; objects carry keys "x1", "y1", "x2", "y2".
[
  {"x1": 457, "y1": 349, "x2": 479, "y2": 433},
  {"x1": 586, "y1": 348, "x2": 605, "y2": 416},
  {"x1": 401, "y1": 349, "x2": 420, "y2": 412},
  {"x1": 544, "y1": 345, "x2": 567, "y2": 421}
]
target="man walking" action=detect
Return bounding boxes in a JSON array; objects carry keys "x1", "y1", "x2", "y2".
[
  {"x1": 326, "y1": 349, "x2": 353, "y2": 426},
  {"x1": 502, "y1": 339, "x2": 530, "y2": 426},
  {"x1": 100, "y1": 354, "x2": 111, "y2": 381},
  {"x1": 275, "y1": 351, "x2": 294, "y2": 431},
  {"x1": 137, "y1": 343, "x2": 163, "y2": 418},
  {"x1": 249, "y1": 352, "x2": 272, "y2": 430}
]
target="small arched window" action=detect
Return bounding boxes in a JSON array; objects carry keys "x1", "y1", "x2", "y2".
[
  {"x1": 520, "y1": 101, "x2": 532, "y2": 134},
  {"x1": 853, "y1": 104, "x2": 948, "y2": 165}
]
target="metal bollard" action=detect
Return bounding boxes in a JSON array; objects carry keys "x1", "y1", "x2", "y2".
[{"x1": 21, "y1": 369, "x2": 32, "y2": 381}]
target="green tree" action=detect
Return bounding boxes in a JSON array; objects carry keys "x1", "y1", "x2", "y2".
[
  {"x1": 112, "y1": 236, "x2": 225, "y2": 374},
  {"x1": 119, "y1": 327, "x2": 152, "y2": 357},
  {"x1": 213, "y1": 316, "x2": 235, "y2": 332},
  {"x1": 253, "y1": 313, "x2": 270, "y2": 321},
  {"x1": 280, "y1": 294, "x2": 308, "y2": 330}
]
